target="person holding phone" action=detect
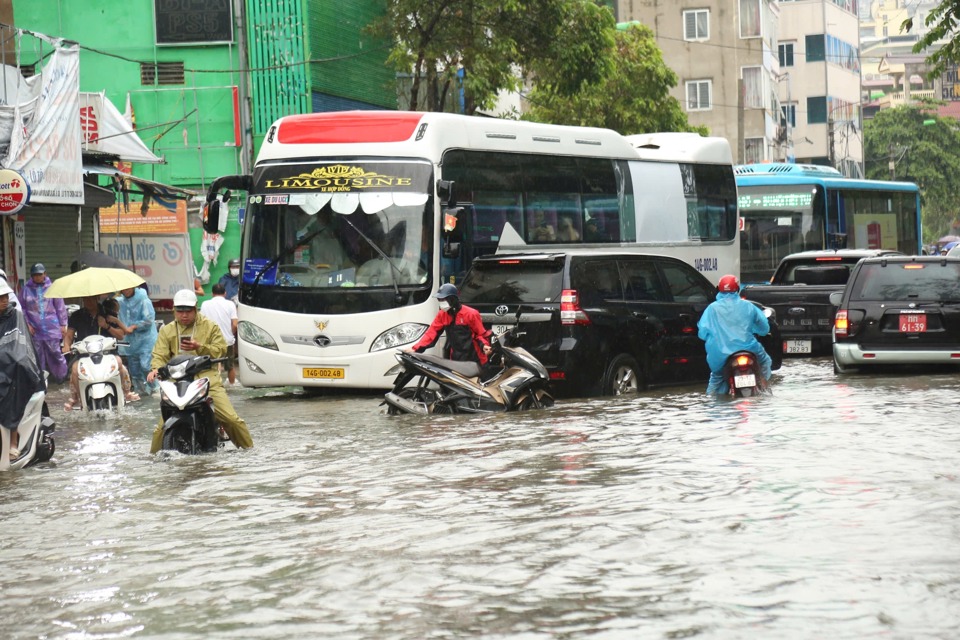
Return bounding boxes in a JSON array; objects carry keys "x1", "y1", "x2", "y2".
[{"x1": 145, "y1": 289, "x2": 253, "y2": 453}]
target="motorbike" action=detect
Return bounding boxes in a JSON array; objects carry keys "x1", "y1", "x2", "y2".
[
  {"x1": 0, "y1": 384, "x2": 56, "y2": 471},
  {"x1": 157, "y1": 354, "x2": 228, "y2": 454},
  {"x1": 71, "y1": 335, "x2": 127, "y2": 411},
  {"x1": 382, "y1": 332, "x2": 554, "y2": 415},
  {"x1": 723, "y1": 350, "x2": 769, "y2": 398}
]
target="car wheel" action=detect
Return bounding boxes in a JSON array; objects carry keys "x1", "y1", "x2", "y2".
[{"x1": 602, "y1": 354, "x2": 643, "y2": 396}]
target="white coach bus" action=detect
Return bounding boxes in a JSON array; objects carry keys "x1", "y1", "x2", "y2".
[{"x1": 203, "y1": 111, "x2": 738, "y2": 390}]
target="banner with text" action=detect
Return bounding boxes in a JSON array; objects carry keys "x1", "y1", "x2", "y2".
[
  {"x1": 100, "y1": 234, "x2": 194, "y2": 300},
  {"x1": 99, "y1": 200, "x2": 187, "y2": 235}
]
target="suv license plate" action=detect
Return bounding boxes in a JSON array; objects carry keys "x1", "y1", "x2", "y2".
[
  {"x1": 492, "y1": 324, "x2": 512, "y2": 336},
  {"x1": 303, "y1": 367, "x2": 345, "y2": 379},
  {"x1": 783, "y1": 339, "x2": 812, "y2": 354},
  {"x1": 734, "y1": 374, "x2": 756, "y2": 388},
  {"x1": 899, "y1": 314, "x2": 927, "y2": 333}
]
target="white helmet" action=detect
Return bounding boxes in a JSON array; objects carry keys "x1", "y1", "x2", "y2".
[
  {"x1": 172, "y1": 289, "x2": 198, "y2": 308},
  {"x1": 0, "y1": 278, "x2": 13, "y2": 297}
]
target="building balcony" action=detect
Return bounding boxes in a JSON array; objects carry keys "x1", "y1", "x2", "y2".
[{"x1": 879, "y1": 89, "x2": 936, "y2": 107}]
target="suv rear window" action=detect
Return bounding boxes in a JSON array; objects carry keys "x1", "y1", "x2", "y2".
[
  {"x1": 850, "y1": 262, "x2": 960, "y2": 302},
  {"x1": 461, "y1": 260, "x2": 564, "y2": 303}
]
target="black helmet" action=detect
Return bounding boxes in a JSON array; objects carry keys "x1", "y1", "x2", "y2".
[
  {"x1": 435, "y1": 283, "x2": 459, "y2": 300},
  {"x1": 228, "y1": 258, "x2": 241, "y2": 269}
]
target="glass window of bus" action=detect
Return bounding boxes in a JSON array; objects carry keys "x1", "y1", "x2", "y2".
[
  {"x1": 243, "y1": 161, "x2": 433, "y2": 296},
  {"x1": 737, "y1": 184, "x2": 820, "y2": 283},
  {"x1": 687, "y1": 163, "x2": 737, "y2": 242},
  {"x1": 839, "y1": 189, "x2": 917, "y2": 254}
]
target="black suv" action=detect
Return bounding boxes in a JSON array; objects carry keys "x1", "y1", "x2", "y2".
[
  {"x1": 830, "y1": 255, "x2": 960, "y2": 373},
  {"x1": 459, "y1": 251, "x2": 782, "y2": 397}
]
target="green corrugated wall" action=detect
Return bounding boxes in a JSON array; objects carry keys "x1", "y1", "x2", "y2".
[{"x1": 308, "y1": 0, "x2": 397, "y2": 109}]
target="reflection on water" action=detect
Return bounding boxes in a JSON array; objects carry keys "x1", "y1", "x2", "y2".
[{"x1": 2, "y1": 359, "x2": 959, "y2": 638}]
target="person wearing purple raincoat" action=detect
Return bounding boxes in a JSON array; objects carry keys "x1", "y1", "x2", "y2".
[{"x1": 21, "y1": 263, "x2": 69, "y2": 382}]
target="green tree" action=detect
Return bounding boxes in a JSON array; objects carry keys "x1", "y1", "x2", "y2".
[
  {"x1": 863, "y1": 104, "x2": 960, "y2": 242},
  {"x1": 370, "y1": 0, "x2": 614, "y2": 115},
  {"x1": 523, "y1": 23, "x2": 705, "y2": 135},
  {"x1": 905, "y1": 2, "x2": 960, "y2": 75}
]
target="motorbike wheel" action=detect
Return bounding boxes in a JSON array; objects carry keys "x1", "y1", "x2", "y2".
[
  {"x1": 601, "y1": 354, "x2": 643, "y2": 396},
  {"x1": 386, "y1": 387, "x2": 448, "y2": 415},
  {"x1": 517, "y1": 392, "x2": 554, "y2": 411},
  {"x1": 92, "y1": 397, "x2": 109, "y2": 411},
  {"x1": 162, "y1": 424, "x2": 197, "y2": 455},
  {"x1": 37, "y1": 436, "x2": 55, "y2": 463}
]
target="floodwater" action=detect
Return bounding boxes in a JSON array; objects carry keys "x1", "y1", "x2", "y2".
[{"x1": 2, "y1": 358, "x2": 959, "y2": 639}]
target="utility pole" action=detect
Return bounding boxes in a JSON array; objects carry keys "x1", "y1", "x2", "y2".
[
  {"x1": 828, "y1": 117, "x2": 836, "y2": 169},
  {"x1": 888, "y1": 143, "x2": 896, "y2": 180}
]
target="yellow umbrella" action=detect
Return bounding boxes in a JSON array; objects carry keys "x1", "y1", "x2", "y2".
[{"x1": 44, "y1": 267, "x2": 146, "y2": 299}]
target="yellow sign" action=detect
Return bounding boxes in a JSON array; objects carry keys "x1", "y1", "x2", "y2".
[
  {"x1": 264, "y1": 165, "x2": 412, "y2": 192},
  {"x1": 99, "y1": 201, "x2": 187, "y2": 235}
]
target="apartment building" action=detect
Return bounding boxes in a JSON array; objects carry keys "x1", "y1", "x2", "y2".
[{"x1": 620, "y1": 0, "x2": 863, "y2": 177}]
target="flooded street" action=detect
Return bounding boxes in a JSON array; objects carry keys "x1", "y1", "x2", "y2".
[{"x1": 2, "y1": 357, "x2": 959, "y2": 639}]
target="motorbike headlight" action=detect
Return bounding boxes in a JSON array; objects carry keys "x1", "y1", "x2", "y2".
[
  {"x1": 370, "y1": 323, "x2": 427, "y2": 352},
  {"x1": 168, "y1": 360, "x2": 190, "y2": 380},
  {"x1": 86, "y1": 340, "x2": 103, "y2": 354},
  {"x1": 238, "y1": 320, "x2": 278, "y2": 351}
]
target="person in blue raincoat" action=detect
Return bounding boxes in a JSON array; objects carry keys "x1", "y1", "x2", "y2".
[
  {"x1": 118, "y1": 285, "x2": 159, "y2": 395},
  {"x1": 697, "y1": 274, "x2": 772, "y2": 395}
]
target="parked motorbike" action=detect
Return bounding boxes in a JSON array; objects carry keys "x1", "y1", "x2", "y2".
[
  {"x1": 0, "y1": 385, "x2": 56, "y2": 471},
  {"x1": 723, "y1": 350, "x2": 769, "y2": 398},
  {"x1": 382, "y1": 332, "x2": 554, "y2": 415},
  {"x1": 71, "y1": 335, "x2": 127, "y2": 411},
  {"x1": 157, "y1": 354, "x2": 228, "y2": 454}
]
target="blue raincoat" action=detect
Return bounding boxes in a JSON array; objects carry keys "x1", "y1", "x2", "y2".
[
  {"x1": 697, "y1": 291, "x2": 772, "y2": 394},
  {"x1": 119, "y1": 287, "x2": 159, "y2": 394}
]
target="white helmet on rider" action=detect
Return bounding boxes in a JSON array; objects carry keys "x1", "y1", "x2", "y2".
[{"x1": 173, "y1": 289, "x2": 198, "y2": 309}]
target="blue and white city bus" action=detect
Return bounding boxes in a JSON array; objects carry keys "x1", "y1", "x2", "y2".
[
  {"x1": 735, "y1": 163, "x2": 922, "y2": 283},
  {"x1": 205, "y1": 111, "x2": 739, "y2": 390}
]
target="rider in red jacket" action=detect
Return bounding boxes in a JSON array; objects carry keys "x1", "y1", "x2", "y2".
[{"x1": 408, "y1": 283, "x2": 491, "y2": 364}]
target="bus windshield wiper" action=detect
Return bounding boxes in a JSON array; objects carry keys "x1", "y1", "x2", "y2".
[{"x1": 338, "y1": 216, "x2": 404, "y2": 303}]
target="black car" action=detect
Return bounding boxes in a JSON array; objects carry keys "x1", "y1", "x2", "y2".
[
  {"x1": 459, "y1": 251, "x2": 781, "y2": 397},
  {"x1": 830, "y1": 255, "x2": 960, "y2": 373}
]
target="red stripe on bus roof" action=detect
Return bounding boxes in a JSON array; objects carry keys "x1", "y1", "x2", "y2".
[{"x1": 276, "y1": 112, "x2": 425, "y2": 144}]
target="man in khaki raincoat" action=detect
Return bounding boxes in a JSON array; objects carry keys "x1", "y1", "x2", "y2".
[{"x1": 146, "y1": 289, "x2": 253, "y2": 453}]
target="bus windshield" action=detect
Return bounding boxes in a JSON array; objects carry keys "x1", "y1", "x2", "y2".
[
  {"x1": 242, "y1": 159, "x2": 434, "y2": 312},
  {"x1": 738, "y1": 185, "x2": 821, "y2": 283}
]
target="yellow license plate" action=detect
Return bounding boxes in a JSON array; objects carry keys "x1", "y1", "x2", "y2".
[{"x1": 302, "y1": 367, "x2": 345, "y2": 379}]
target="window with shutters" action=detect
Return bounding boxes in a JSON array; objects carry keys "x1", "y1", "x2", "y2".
[
  {"x1": 686, "y1": 80, "x2": 712, "y2": 111},
  {"x1": 741, "y1": 67, "x2": 764, "y2": 109},
  {"x1": 683, "y1": 9, "x2": 709, "y2": 42},
  {"x1": 140, "y1": 62, "x2": 185, "y2": 85},
  {"x1": 744, "y1": 138, "x2": 764, "y2": 165}
]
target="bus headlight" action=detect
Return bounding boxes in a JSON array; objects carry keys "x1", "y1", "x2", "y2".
[
  {"x1": 370, "y1": 323, "x2": 428, "y2": 352},
  {"x1": 238, "y1": 320, "x2": 279, "y2": 351}
]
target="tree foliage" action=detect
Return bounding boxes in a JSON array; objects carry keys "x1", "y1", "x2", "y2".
[
  {"x1": 370, "y1": 0, "x2": 614, "y2": 115},
  {"x1": 863, "y1": 103, "x2": 960, "y2": 242},
  {"x1": 905, "y1": 1, "x2": 960, "y2": 75},
  {"x1": 523, "y1": 23, "x2": 705, "y2": 135}
]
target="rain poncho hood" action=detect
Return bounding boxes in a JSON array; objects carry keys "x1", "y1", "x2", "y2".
[
  {"x1": 0, "y1": 308, "x2": 45, "y2": 428},
  {"x1": 697, "y1": 291, "x2": 770, "y2": 372}
]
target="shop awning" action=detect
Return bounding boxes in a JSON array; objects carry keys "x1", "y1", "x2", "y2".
[{"x1": 83, "y1": 164, "x2": 200, "y2": 211}]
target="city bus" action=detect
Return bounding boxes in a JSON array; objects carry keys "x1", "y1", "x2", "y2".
[
  {"x1": 735, "y1": 163, "x2": 922, "y2": 283},
  {"x1": 204, "y1": 111, "x2": 739, "y2": 390}
]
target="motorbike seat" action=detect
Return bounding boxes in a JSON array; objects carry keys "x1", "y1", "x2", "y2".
[{"x1": 418, "y1": 353, "x2": 481, "y2": 379}]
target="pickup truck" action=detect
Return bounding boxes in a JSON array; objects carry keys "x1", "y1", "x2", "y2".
[{"x1": 741, "y1": 249, "x2": 902, "y2": 356}]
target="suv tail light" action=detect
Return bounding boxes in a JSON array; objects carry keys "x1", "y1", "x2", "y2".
[
  {"x1": 560, "y1": 289, "x2": 591, "y2": 325},
  {"x1": 834, "y1": 310, "x2": 849, "y2": 338}
]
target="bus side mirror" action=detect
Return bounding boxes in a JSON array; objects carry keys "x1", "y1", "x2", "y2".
[
  {"x1": 203, "y1": 199, "x2": 222, "y2": 234},
  {"x1": 436, "y1": 179, "x2": 456, "y2": 208},
  {"x1": 442, "y1": 238, "x2": 460, "y2": 259}
]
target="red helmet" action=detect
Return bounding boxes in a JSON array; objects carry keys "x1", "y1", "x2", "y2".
[{"x1": 718, "y1": 274, "x2": 740, "y2": 293}]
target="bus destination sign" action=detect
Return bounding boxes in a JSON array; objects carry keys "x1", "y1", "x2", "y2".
[{"x1": 738, "y1": 190, "x2": 813, "y2": 211}]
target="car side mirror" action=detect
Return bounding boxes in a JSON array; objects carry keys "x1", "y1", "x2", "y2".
[{"x1": 829, "y1": 291, "x2": 844, "y2": 306}]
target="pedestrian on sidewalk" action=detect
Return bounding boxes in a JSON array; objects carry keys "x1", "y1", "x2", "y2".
[{"x1": 21, "y1": 263, "x2": 68, "y2": 382}]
